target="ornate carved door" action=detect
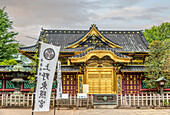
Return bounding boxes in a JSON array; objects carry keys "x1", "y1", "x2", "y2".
[{"x1": 86, "y1": 67, "x2": 116, "y2": 94}]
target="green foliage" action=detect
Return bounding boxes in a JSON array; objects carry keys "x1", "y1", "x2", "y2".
[
  {"x1": 164, "y1": 100, "x2": 169, "y2": 107},
  {"x1": 0, "y1": 7, "x2": 18, "y2": 61},
  {"x1": 144, "y1": 40, "x2": 170, "y2": 89},
  {"x1": 144, "y1": 22, "x2": 170, "y2": 43},
  {"x1": 0, "y1": 59, "x2": 17, "y2": 65}
]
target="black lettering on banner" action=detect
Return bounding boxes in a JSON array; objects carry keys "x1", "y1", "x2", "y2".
[
  {"x1": 39, "y1": 99, "x2": 45, "y2": 108},
  {"x1": 40, "y1": 81, "x2": 47, "y2": 90},
  {"x1": 42, "y1": 72, "x2": 50, "y2": 80},
  {"x1": 43, "y1": 64, "x2": 50, "y2": 71},
  {"x1": 39, "y1": 90, "x2": 47, "y2": 99}
]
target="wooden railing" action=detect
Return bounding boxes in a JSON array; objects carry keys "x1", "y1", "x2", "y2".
[
  {"x1": 0, "y1": 93, "x2": 169, "y2": 108},
  {"x1": 117, "y1": 93, "x2": 170, "y2": 107},
  {"x1": 0, "y1": 93, "x2": 93, "y2": 108}
]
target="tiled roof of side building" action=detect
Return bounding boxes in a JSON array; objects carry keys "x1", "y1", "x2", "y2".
[
  {"x1": 19, "y1": 44, "x2": 37, "y2": 52},
  {"x1": 0, "y1": 65, "x2": 80, "y2": 72},
  {"x1": 120, "y1": 65, "x2": 145, "y2": 72}
]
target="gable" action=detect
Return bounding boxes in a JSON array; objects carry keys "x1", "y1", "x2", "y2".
[{"x1": 65, "y1": 24, "x2": 122, "y2": 49}]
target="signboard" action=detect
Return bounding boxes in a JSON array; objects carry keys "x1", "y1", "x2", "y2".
[
  {"x1": 56, "y1": 61, "x2": 62, "y2": 99},
  {"x1": 77, "y1": 93, "x2": 87, "y2": 98},
  {"x1": 83, "y1": 84, "x2": 89, "y2": 93},
  {"x1": 34, "y1": 42, "x2": 60, "y2": 111},
  {"x1": 61, "y1": 94, "x2": 69, "y2": 99}
]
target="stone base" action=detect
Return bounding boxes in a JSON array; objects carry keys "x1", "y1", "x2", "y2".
[{"x1": 94, "y1": 105, "x2": 117, "y2": 109}]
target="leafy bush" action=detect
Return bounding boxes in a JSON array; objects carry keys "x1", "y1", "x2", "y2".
[{"x1": 0, "y1": 59, "x2": 17, "y2": 65}]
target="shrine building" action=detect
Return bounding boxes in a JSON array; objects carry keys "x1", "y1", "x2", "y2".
[{"x1": 1, "y1": 24, "x2": 169, "y2": 94}]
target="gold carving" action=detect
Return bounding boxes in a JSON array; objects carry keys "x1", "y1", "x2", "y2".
[
  {"x1": 130, "y1": 81, "x2": 133, "y2": 84},
  {"x1": 130, "y1": 86, "x2": 132, "y2": 89},
  {"x1": 65, "y1": 26, "x2": 122, "y2": 49},
  {"x1": 70, "y1": 50, "x2": 132, "y2": 63}
]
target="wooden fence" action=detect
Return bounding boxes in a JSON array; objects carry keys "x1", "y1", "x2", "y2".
[
  {"x1": 0, "y1": 93, "x2": 93, "y2": 108},
  {"x1": 117, "y1": 93, "x2": 170, "y2": 107},
  {"x1": 0, "y1": 93, "x2": 169, "y2": 108}
]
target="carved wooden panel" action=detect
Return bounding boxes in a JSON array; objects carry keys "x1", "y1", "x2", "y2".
[
  {"x1": 62, "y1": 74, "x2": 77, "y2": 94},
  {"x1": 123, "y1": 74, "x2": 140, "y2": 94}
]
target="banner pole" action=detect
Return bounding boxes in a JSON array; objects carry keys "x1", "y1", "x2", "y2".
[
  {"x1": 32, "y1": 42, "x2": 40, "y2": 115},
  {"x1": 54, "y1": 84, "x2": 57, "y2": 115}
]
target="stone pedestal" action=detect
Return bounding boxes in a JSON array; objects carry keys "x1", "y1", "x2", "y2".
[{"x1": 93, "y1": 94, "x2": 117, "y2": 106}]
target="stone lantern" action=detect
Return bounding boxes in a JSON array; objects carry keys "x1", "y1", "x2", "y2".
[
  {"x1": 155, "y1": 77, "x2": 167, "y2": 95},
  {"x1": 11, "y1": 64, "x2": 25, "y2": 95}
]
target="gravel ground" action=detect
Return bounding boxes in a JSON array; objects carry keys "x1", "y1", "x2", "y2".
[{"x1": 0, "y1": 109, "x2": 170, "y2": 115}]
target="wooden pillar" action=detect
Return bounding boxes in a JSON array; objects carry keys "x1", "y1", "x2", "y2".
[
  {"x1": 139, "y1": 74, "x2": 142, "y2": 95},
  {"x1": 2, "y1": 74, "x2": 5, "y2": 94}
]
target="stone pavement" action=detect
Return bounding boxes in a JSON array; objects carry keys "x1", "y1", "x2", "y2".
[{"x1": 0, "y1": 109, "x2": 170, "y2": 115}]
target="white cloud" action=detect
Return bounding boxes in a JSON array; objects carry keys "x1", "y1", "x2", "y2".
[{"x1": 0, "y1": 0, "x2": 169, "y2": 46}]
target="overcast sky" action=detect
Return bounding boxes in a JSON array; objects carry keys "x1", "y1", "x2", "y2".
[{"x1": 0, "y1": 0, "x2": 170, "y2": 46}]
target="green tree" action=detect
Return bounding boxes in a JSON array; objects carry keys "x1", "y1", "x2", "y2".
[
  {"x1": 0, "y1": 59, "x2": 17, "y2": 65},
  {"x1": 144, "y1": 40, "x2": 170, "y2": 89},
  {"x1": 0, "y1": 7, "x2": 18, "y2": 61},
  {"x1": 144, "y1": 22, "x2": 170, "y2": 43}
]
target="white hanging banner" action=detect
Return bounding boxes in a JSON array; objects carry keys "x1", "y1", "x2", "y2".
[
  {"x1": 34, "y1": 42, "x2": 60, "y2": 112},
  {"x1": 56, "y1": 61, "x2": 62, "y2": 99}
]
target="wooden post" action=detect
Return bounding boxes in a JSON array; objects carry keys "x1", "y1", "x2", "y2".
[
  {"x1": 87, "y1": 94, "x2": 89, "y2": 108},
  {"x1": 2, "y1": 94, "x2": 4, "y2": 106},
  {"x1": 158, "y1": 94, "x2": 160, "y2": 106},
  {"x1": 125, "y1": 94, "x2": 127, "y2": 106},
  {"x1": 91, "y1": 95, "x2": 93, "y2": 107},
  {"x1": 76, "y1": 98, "x2": 79, "y2": 109},
  {"x1": 27, "y1": 93, "x2": 29, "y2": 107},
  {"x1": 31, "y1": 94, "x2": 34, "y2": 106},
  {"x1": 70, "y1": 95, "x2": 72, "y2": 107},
  {"x1": 162, "y1": 93, "x2": 164, "y2": 106},
  {"x1": 146, "y1": 93, "x2": 148, "y2": 106},
  {"x1": 19, "y1": 95, "x2": 21, "y2": 106},
  {"x1": 137, "y1": 94, "x2": 139, "y2": 106},
  {"x1": 74, "y1": 95, "x2": 76, "y2": 106},
  {"x1": 133, "y1": 94, "x2": 135, "y2": 106},
  {"x1": 150, "y1": 93, "x2": 152, "y2": 106},
  {"x1": 116, "y1": 94, "x2": 118, "y2": 106},
  {"x1": 10, "y1": 95, "x2": 12, "y2": 106},
  {"x1": 142, "y1": 93, "x2": 143, "y2": 106},
  {"x1": 129, "y1": 94, "x2": 131, "y2": 106},
  {"x1": 166, "y1": 93, "x2": 168, "y2": 107},
  {"x1": 153, "y1": 93, "x2": 155, "y2": 106},
  {"x1": 121, "y1": 94, "x2": 123, "y2": 106},
  {"x1": 23, "y1": 94, "x2": 25, "y2": 107},
  {"x1": 6, "y1": 94, "x2": 8, "y2": 106}
]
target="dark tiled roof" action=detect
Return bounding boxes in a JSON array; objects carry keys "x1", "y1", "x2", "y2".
[
  {"x1": 0, "y1": 65, "x2": 32, "y2": 72},
  {"x1": 70, "y1": 47, "x2": 131, "y2": 59},
  {"x1": 60, "y1": 65, "x2": 80, "y2": 72},
  {"x1": 0, "y1": 65, "x2": 79, "y2": 72},
  {"x1": 103, "y1": 32, "x2": 148, "y2": 52},
  {"x1": 19, "y1": 44, "x2": 37, "y2": 52},
  {"x1": 19, "y1": 26, "x2": 149, "y2": 53},
  {"x1": 43, "y1": 30, "x2": 88, "y2": 49},
  {"x1": 121, "y1": 65, "x2": 145, "y2": 72}
]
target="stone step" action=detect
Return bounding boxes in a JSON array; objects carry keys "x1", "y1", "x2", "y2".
[{"x1": 94, "y1": 105, "x2": 117, "y2": 109}]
